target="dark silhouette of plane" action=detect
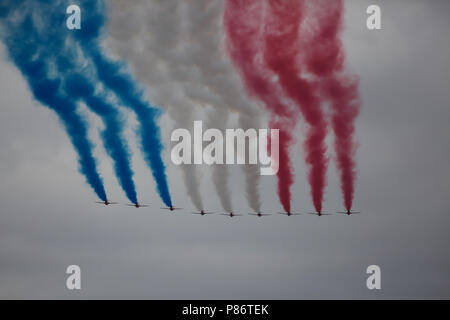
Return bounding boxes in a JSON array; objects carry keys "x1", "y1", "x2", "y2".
[
  {"x1": 249, "y1": 212, "x2": 271, "y2": 217},
  {"x1": 337, "y1": 210, "x2": 361, "y2": 216},
  {"x1": 126, "y1": 202, "x2": 149, "y2": 208},
  {"x1": 278, "y1": 211, "x2": 301, "y2": 216},
  {"x1": 307, "y1": 211, "x2": 332, "y2": 216},
  {"x1": 95, "y1": 199, "x2": 118, "y2": 206},
  {"x1": 191, "y1": 210, "x2": 214, "y2": 216},
  {"x1": 161, "y1": 205, "x2": 183, "y2": 211},
  {"x1": 221, "y1": 212, "x2": 242, "y2": 218}
]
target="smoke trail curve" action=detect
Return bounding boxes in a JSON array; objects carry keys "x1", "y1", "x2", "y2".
[
  {"x1": 181, "y1": 0, "x2": 262, "y2": 213},
  {"x1": 0, "y1": 1, "x2": 107, "y2": 201},
  {"x1": 63, "y1": 72, "x2": 138, "y2": 204},
  {"x1": 224, "y1": 0, "x2": 297, "y2": 213},
  {"x1": 107, "y1": 0, "x2": 204, "y2": 209},
  {"x1": 264, "y1": 0, "x2": 329, "y2": 213},
  {"x1": 299, "y1": 0, "x2": 360, "y2": 211},
  {"x1": 75, "y1": 0, "x2": 172, "y2": 207}
]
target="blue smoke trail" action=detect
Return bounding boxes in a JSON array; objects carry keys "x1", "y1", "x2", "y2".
[
  {"x1": 0, "y1": 2, "x2": 107, "y2": 201},
  {"x1": 63, "y1": 72, "x2": 138, "y2": 204},
  {"x1": 1, "y1": 0, "x2": 140, "y2": 204},
  {"x1": 54, "y1": 33, "x2": 139, "y2": 204},
  {"x1": 74, "y1": 0, "x2": 173, "y2": 207},
  {"x1": 46, "y1": 0, "x2": 138, "y2": 204}
]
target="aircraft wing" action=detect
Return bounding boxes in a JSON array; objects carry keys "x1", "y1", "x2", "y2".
[
  {"x1": 337, "y1": 211, "x2": 361, "y2": 214},
  {"x1": 307, "y1": 212, "x2": 332, "y2": 216},
  {"x1": 277, "y1": 212, "x2": 300, "y2": 215}
]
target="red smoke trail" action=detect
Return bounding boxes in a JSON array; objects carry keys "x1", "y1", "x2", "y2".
[
  {"x1": 224, "y1": 0, "x2": 297, "y2": 213},
  {"x1": 270, "y1": 118, "x2": 296, "y2": 213},
  {"x1": 325, "y1": 76, "x2": 359, "y2": 211},
  {"x1": 263, "y1": 0, "x2": 329, "y2": 213},
  {"x1": 300, "y1": 0, "x2": 361, "y2": 211}
]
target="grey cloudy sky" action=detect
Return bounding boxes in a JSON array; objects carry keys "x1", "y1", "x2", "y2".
[{"x1": 0, "y1": 0, "x2": 450, "y2": 299}]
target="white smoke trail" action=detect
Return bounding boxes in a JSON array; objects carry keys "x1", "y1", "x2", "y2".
[
  {"x1": 106, "y1": 0, "x2": 262, "y2": 212},
  {"x1": 181, "y1": 0, "x2": 262, "y2": 212},
  {"x1": 106, "y1": 0, "x2": 205, "y2": 210},
  {"x1": 205, "y1": 107, "x2": 233, "y2": 213},
  {"x1": 238, "y1": 113, "x2": 262, "y2": 213}
]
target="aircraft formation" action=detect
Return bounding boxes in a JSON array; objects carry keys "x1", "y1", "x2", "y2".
[
  {"x1": 0, "y1": 1, "x2": 361, "y2": 217},
  {"x1": 96, "y1": 200, "x2": 360, "y2": 217}
]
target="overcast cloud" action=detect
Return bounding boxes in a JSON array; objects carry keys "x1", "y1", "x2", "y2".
[{"x1": 0, "y1": 0, "x2": 449, "y2": 299}]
